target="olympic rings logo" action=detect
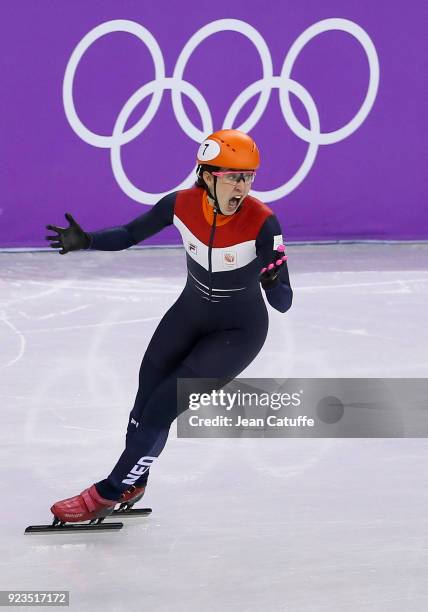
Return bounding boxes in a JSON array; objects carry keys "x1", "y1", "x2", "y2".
[{"x1": 63, "y1": 18, "x2": 379, "y2": 205}]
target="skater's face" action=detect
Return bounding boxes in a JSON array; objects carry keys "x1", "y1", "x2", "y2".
[{"x1": 203, "y1": 168, "x2": 254, "y2": 215}]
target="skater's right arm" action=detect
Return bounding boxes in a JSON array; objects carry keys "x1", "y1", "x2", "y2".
[
  {"x1": 45, "y1": 193, "x2": 176, "y2": 254},
  {"x1": 88, "y1": 192, "x2": 176, "y2": 251}
]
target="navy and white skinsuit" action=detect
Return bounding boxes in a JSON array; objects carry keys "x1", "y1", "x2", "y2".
[{"x1": 87, "y1": 185, "x2": 293, "y2": 500}]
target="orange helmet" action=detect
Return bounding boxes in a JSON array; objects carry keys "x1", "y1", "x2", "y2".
[{"x1": 196, "y1": 129, "x2": 260, "y2": 170}]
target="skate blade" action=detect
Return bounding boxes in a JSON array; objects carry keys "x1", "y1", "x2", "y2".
[
  {"x1": 25, "y1": 520, "x2": 123, "y2": 533},
  {"x1": 112, "y1": 506, "x2": 152, "y2": 517}
]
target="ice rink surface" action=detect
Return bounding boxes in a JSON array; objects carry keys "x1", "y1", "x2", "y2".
[{"x1": 1, "y1": 244, "x2": 428, "y2": 611}]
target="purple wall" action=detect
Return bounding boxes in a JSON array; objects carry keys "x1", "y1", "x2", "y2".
[{"x1": 2, "y1": 1, "x2": 428, "y2": 247}]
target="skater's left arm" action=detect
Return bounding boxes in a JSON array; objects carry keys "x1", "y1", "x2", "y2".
[{"x1": 256, "y1": 215, "x2": 293, "y2": 313}]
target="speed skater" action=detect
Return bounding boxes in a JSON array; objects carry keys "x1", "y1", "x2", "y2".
[{"x1": 31, "y1": 129, "x2": 293, "y2": 532}]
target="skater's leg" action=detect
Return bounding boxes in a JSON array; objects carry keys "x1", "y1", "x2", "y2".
[
  {"x1": 125, "y1": 290, "x2": 206, "y2": 435},
  {"x1": 97, "y1": 362, "x2": 198, "y2": 499},
  {"x1": 98, "y1": 324, "x2": 268, "y2": 500},
  {"x1": 125, "y1": 356, "x2": 166, "y2": 444},
  {"x1": 118, "y1": 293, "x2": 204, "y2": 486},
  {"x1": 92, "y1": 356, "x2": 165, "y2": 499}
]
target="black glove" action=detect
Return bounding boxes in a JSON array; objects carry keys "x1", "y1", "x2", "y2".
[
  {"x1": 260, "y1": 245, "x2": 287, "y2": 290},
  {"x1": 45, "y1": 213, "x2": 91, "y2": 255}
]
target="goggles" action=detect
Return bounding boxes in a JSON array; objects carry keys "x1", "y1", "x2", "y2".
[{"x1": 211, "y1": 170, "x2": 256, "y2": 186}]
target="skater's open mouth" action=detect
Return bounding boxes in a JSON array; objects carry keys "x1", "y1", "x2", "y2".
[{"x1": 228, "y1": 196, "x2": 241, "y2": 207}]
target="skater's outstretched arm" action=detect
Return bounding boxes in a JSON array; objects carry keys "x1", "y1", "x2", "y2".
[
  {"x1": 45, "y1": 192, "x2": 176, "y2": 254},
  {"x1": 256, "y1": 215, "x2": 293, "y2": 313}
]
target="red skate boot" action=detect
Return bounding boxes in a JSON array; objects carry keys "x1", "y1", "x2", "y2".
[
  {"x1": 20, "y1": 484, "x2": 125, "y2": 532},
  {"x1": 24, "y1": 484, "x2": 152, "y2": 534},
  {"x1": 50, "y1": 484, "x2": 117, "y2": 524},
  {"x1": 112, "y1": 484, "x2": 151, "y2": 517}
]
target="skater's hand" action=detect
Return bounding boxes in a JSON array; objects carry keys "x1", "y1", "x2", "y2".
[
  {"x1": 259, "y1": 244, "x2": 288, "y2": 290},
  {"x1": 45, "y1": 213, "x2": 91, "y2": 254}
]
